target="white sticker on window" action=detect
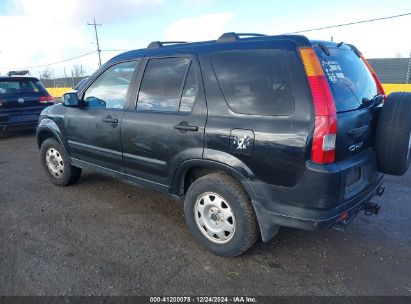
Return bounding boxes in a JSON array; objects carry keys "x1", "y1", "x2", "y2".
[
  {"x1": 335, "y1": 72, "x2": 345, "y2": 79},
  {"x1": 322, "y1": 61, "x2": 341, "y2": 83}
]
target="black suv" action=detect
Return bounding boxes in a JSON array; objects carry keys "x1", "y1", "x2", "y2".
[
  {"x1": 1, "y1": 71, "x2": 54, "y2": 135},
  {"x1": 36, "y1": 33, "x2": 411, "y2": 256}
]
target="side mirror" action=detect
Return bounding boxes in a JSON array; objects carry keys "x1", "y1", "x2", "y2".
[{"x1": 63, "y1": 92, "x2": 80, "y2": 107}]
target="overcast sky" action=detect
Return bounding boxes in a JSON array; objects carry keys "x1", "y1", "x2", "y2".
[{"x1": 0, "y1": 0, "x2": 410, "y2": 77}]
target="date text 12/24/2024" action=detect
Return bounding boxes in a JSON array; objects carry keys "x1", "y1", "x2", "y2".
[{"x1": 150, "y1": 296, "x2": 257, "y2": 303}]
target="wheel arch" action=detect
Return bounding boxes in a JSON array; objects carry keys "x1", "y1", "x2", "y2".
[
  {"x1": 36, "y1": 119, "x2": 68, "y2": 153},
  {"x1": 171, "y1": 158, "x2": 282, "y2": 243},
  {"x1": 170, "y1": 158, "x2": 253, "y2": 196}
]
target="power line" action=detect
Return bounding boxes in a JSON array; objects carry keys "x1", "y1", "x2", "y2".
[
  {"x1": 283, "y1": 12, "x2": 411, "y2": 34},
  {"x1": 6, "y1": 51, "x2": 96, "y2": 70},
  {"x1": 101, "y1": 49, "x2": 132, "y2": 52},
  {"x1": 87, "y1": 18, "x2": 102, "y2": 67},
  {"x1": 3, "y1": 49, "x2": 123, "y2": 72},
  {"x1": 5, "y1": 12, "x2": 411, "y2": 71}
]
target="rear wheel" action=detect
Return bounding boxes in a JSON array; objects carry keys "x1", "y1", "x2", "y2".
[
  {"x1": 184, "y1": 173, "x2": 258, "y2": 257},
  {"x1": 375, "y1": 92, "x2": 411, "y2": 176},
  {"x1": 40, "y1": 138, "x2": 82, "y2": 186}
]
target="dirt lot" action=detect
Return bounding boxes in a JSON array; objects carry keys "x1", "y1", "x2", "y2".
[{"x1": 0, "y1": 131, "x2": 410, "y2": 296}]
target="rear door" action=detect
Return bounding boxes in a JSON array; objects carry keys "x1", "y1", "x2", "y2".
[
  {"x1": 121, "y1": 54, "x2": 207, "y2": 191},
  {"x1": 314, "y1": 44, "x2": 383, "y2": 198},
  {"x1": 314, "y1": 45, "x2": 381, "y2": 161}
]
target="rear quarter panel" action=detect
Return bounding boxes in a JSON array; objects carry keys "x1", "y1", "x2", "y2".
[{"x1": 198, "y1": 40, "x2": 315, "y2": 187}]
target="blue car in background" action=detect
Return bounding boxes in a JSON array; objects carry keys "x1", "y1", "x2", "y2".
[{"x1": 0, "y1": 71, "x2": 54, "y2": 135}]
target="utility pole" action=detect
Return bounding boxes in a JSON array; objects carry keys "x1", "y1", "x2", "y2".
[
  {"x1": 63, "y1": 67, "x2": 67, "y2": 87},
  {"x1": 87, "y1": 18, "x2": 102, "y2": 67}
]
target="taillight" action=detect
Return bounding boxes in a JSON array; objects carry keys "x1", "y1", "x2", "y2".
[
  {"x1": 39, "y1": 95, "x2": 54, "y2": 103},
  {"x1": 360, "y1": 54, "x2": 386, "y2": 99},
  {"x1": 299, "y1": 47, "x2": 337, "y2": 164}
]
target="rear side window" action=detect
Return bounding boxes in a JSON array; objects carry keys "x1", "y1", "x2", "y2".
[
  {"x1": 0, "y1": 79, "x2": 46, "y2": 94},
  {"x1": 180, "y1": 63, "x2": 198, "y2": 113},
  {"x1": 314, "y1": 46, "x2": 378, "y2": 112},
  {"x1": 137, "y1": 57, "x2": 192, "y2": 112},
  {"x1": 211, "y1": 49, "x2": 294, "y2": 116}
]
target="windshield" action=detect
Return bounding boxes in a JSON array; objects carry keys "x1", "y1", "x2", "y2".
[
  {"x1": 314, "y1": 46, "x2": 378, "y2": 112},
  {"x1": 0, "y1": 79, "x2": 47, "y2": 94}
]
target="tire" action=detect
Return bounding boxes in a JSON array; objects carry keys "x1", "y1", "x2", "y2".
[
  {"x1": 375, "y1": 92, "x2": 411, "y2": 176},
  {"x1": 40, "y1": 138, "x2": 82, "y2": 186},
  {"x1": 184, "y1": 173, "x2": 258, "y2": 257}
]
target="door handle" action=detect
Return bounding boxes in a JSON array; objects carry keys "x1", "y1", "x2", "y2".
[
  {"x1": 174, "y1": 121, "x2": 198, "y2": 132},
  {"x1": 103, "y1": 117, "x2": 119, "y2": 124}
]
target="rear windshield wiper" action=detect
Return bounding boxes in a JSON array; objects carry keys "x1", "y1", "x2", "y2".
[
  {"x1": 360, "y1": 95, "x2": 384, "y2": 109},
  {"x1": 318, "y1": 43, "x2": 330, "y2": 56}
]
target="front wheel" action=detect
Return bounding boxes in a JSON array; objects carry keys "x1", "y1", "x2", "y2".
[
  {"x1": 184, "y1": 173, "x2": 258, "y2": 257},
  {"x1": 40, "y1": 138, "x2": 82, "y2": 186}
]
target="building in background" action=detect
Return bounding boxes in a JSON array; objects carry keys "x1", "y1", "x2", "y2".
[
  {"x1": 368, "y1": 57, "x2": 411, "y2": 94},
  {"x1": 368, "y1": 57, "x2": 410, "y2": 84}
]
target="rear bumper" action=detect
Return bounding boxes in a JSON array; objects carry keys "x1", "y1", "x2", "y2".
[
  {"x1": 251, "y1": 174, "x2": 383, "y2": 241},
  {"x1": 0, "y1": 108, "x2": 43, "y2": 131},
  {"x1": 1, "y1": 121, "x2": 38, "y2": 132},
  {"x1": 243, "y1": 148, "x2": 384, "y2": 241}
]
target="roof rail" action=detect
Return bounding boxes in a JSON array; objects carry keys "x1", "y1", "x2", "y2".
[
  {"x1": 217, "y1": 32, "x2": 267, "y2": 43},
  {"x1": 147, "y1": 41, "x2": 188, "y2": 49},
  {"x1": 7, "y1": 70, "x2": 30, "y2": 77}
]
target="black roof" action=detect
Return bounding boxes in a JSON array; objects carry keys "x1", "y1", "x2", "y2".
[{"x1": 107, "y1": 34, "x2": 312, "y2": 64}]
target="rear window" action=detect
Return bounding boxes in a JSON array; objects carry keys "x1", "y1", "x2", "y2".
[
  {"x1": 0, "y1": 79, "x2": 47, "y2": 94},
  {"x1": 314, "y1": 46, "x2": 378, "y2": 112},
  {"x1": 211, "y1": 49, "x2": 294, "y2": 116}
]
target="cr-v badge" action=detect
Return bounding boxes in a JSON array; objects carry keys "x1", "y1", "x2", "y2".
[{"x1": 349, "y1": 141, "x2": 363, "y2": 152}]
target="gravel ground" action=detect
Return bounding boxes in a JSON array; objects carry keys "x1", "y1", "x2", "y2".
[{"x1": 0, "y1": 131, "x2": 410, "y2": 296}]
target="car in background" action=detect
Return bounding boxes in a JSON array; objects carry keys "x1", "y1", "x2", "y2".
[{"x1": 0, "y1": 71, "x2": 54, "y2": 135}]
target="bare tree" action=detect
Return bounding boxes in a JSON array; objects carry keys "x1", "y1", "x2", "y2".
[
  {"x1": 40, "y1": 68, "x2": 52, "y2": 79},
  {"x1": 71, "y1": 65, "x2": 85, "y2": 78}
]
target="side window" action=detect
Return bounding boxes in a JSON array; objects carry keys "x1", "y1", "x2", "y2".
[
  {"x1": 83, "y1": 61, "x2": 138, "y2": 109},
  {"x1": 211, "y1": 49, "x2": 294, "y2": 116},
  {"x1": 179, "y1": 63, "x2": 198, "y2": 113},
  {"x1": 137, "y1": 57, "x2": 192, "y2": 112}
]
